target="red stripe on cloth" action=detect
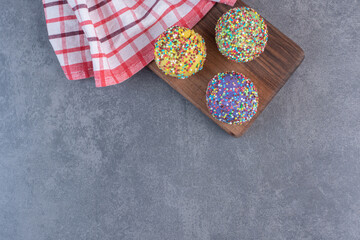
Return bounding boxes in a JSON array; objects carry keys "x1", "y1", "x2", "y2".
[
  {"x1": 91, "y1": 53, "x2": 107, "y2": 58},
  {"x1": 79, "y1": 20, "x2": 93, "y2": 27},
  {"x1": 46, "y1": 15, "x2": 77, "y2": 23},
  {"x1": 43, "y1": 0, "x2": 48, "y2": 19},
  {"x1": 78, "y1": 29, "x2": 90, "y2": 79},
  {"x1": 72, "y1": 4, "x2": 87, "y2": 11},
  {"x1": 55, "y1": 45, "x2": 90, "y2": 54},
  {"x1": 87, "y1": 37, "x2": 99, "y2": 41},
  {"x1": 71, "y1": 0, "x2": 113, "y2": 12},
  {"x1": 48, "y1": 30, "x2": 84, "y2": 39},
  {"x1": 92, "y1": 15, "x2": 107, "y2": 86},
  {"x1": 59, "y1": 3, "x2": 71, "y2": 79},
  {"x1": 93, "y1": 0, "x2": 122, "y2": 84},
  {"x1": 43, "y1": 0, "x2": 67, "y2": 8}
]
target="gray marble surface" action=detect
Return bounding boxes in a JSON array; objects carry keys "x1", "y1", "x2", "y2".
[{"x1": 1, "y1": 0, "x2": 360, "y2": 239}]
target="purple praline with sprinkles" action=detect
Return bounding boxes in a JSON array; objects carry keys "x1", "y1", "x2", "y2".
[
  {"x1": 215, "y1": 7, "x2": 268, "y2": 63},
  {"x1": 206, "y1": 72, "x2": 259, "y2": 124}
]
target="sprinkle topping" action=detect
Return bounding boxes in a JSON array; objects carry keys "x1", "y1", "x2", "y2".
[
  {"x1": 215, "y1": 7, "x2": 268, "y2": 63},
  {"x1": 206, "y1": 72, "x2": 259, "y2": 124},
  {"x1": 154, "y1": 26, "x2": 206, "y2": 79}
]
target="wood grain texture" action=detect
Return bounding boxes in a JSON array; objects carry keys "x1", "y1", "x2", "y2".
[{"x1": 148, "y1": 0, "x2": 305, "y2": 137}]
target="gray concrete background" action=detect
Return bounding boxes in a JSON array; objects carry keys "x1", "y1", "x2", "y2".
[{"x1": 1, "y1": 0, "x2": 359, "y2": 239}]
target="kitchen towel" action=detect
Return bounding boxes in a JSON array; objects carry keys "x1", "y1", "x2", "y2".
[{"x1": 43, "y1": 0, "x2": 236, "y2": 87}]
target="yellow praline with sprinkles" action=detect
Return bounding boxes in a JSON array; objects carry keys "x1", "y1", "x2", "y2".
[
  {"x1": 215, "y1": 7, "x2": 268, "y2": 63},
  {"x1": 154, "y1": 26, "x2": 206, "y2": 79}
]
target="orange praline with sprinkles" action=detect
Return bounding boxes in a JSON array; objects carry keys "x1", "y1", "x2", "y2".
[{"x1": 154, "y1": 26, "x2": 206, "y2": 79}]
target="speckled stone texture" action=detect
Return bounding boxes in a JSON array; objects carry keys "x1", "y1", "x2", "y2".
[{"x1": 0, "y1": 0, "x2": 359, "y2": 239}]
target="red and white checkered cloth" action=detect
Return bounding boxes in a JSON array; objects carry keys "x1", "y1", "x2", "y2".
[{"x1": 43, "y1": 0, "x2": 236, "y2": 87}]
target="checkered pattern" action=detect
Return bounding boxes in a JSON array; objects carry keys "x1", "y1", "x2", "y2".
[{"x1": 43, "y1": 0, "x2": 236, "y2": 87}]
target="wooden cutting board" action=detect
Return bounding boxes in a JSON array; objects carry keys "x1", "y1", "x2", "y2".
[{"x1": 148, "y1": 0, "x2": 305, "y2": 137}]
